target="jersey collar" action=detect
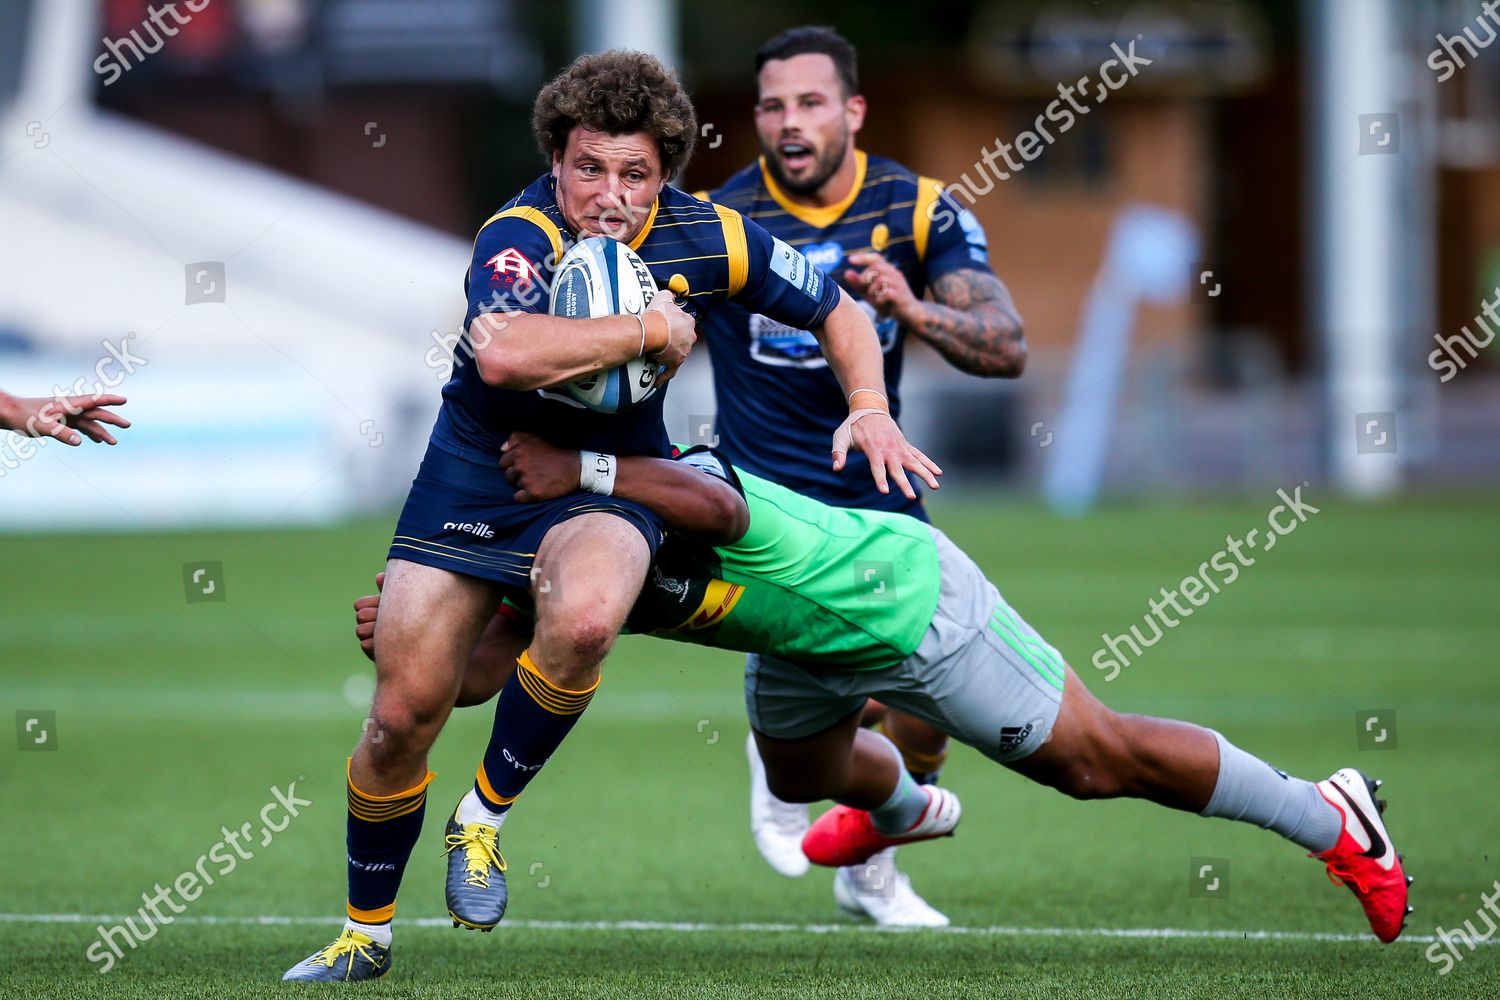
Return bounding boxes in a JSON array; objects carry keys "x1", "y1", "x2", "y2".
[
  {"x1": 759, "y1": 149, "x2": 867, "y2": 230},
  {"x1": 627, "y1": 197, "x2": 660, "y2": 251}
]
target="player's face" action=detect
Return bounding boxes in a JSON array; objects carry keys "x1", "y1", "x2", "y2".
[
  {"x1": 754, "y1": 54, "x2": 864, "y2": 196},
  {"x1": 552, "y1": 128, "x2": 667, "y2": 243}
]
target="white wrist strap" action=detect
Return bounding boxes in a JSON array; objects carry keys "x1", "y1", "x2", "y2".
[{"x1": 579, "y1": 451, "x2": 617, "y2": 496}]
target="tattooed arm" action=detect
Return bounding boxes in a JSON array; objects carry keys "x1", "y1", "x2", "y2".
[
  {"x1": 844, "y1": 254, "x2": 1026, "y2": 378},
  {"x1": 908, "y1": 268, "x2": 1026, "y2": 378}
]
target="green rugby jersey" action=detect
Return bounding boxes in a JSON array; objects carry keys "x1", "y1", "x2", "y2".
[{"x1": 625, "y1": 450, "x2": 941, "y2": 670}]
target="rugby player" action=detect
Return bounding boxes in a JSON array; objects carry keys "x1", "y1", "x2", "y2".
[
  {"x1": 0, "y1": 388, "x2": 129, "y2": 445},
  {"x1": 284, "y1": 49, "x2": 939, "y2": 983},
  {"x1": 356, "y1": 432, "x2": 1412, "y2": 946},
  {"x1": 697, "y1": 26, "x2": 1025, "y2": 922}
]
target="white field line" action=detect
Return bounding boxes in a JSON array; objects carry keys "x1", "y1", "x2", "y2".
[{"x1": 0, "y1": 912, "x2": 1488, "y2": 946}]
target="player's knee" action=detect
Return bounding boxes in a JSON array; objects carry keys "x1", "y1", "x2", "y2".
[
  {"x1": 1046, "y1": 710, "x2": 1134, "y2": 800},
  {"x1": 1050, "y1": 758, "x2": 1128, "y2": 800},
  {"x1": 543, "y1": 614, "x2": 618, "y2": 671},
  {"x1": 365, "y1": 692, "x2": 445, "y2": 756}
]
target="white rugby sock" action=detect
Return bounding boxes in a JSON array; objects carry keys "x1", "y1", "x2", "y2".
[
  {"x1": 457, "y1": 788, "x2": 509, "y2": 830},
  {"x1": 343, "y1": 918, "x2": 392, "y2": 946},
  {"x1": 1200, "y1": 730, "x2": 1341, "y2": 853}
]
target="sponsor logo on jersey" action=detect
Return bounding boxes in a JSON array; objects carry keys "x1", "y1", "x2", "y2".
[
  {"x1": 769, "y1": 236, "x2": 821, "y2": 300},
  {"x1": 443, "y1": 521, "x2": 496, "y2": 539},
  {"x1": 486, "y1": 247, "x2": 539, "y2": 284},
  {"x1": 801, "y1": 241, "x2": 843, "y2": 269},
  {"x1": 748, "y1": 300, "x2": 898, "y2": 369},
  {"x1": 955, "y1": 207, "x2": 989, "y2": 264}
]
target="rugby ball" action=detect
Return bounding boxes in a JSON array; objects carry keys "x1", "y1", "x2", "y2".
[{"x1": 545, "y1": 236, "x2": 665, "y2": 413}]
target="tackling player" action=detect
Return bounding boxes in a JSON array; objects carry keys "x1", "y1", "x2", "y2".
[
  {"x1": 284, "y1": 49, "x2": 940, "y2": 983},
  {"x1": 357, "y1": 432, "x2": 1412, "y2": 948},
  {"x1": 698, "y1": 26, "x2": 1025, "y2": 923}
]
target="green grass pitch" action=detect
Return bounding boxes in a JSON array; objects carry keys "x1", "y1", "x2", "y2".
[{"x1": 2, "y1": 495, "x2": 1497, "y2": 998}]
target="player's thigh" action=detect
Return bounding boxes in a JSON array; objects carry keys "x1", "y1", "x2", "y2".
[
  {"x1": 531, "y1": 511, "x2": 652, "y2": 661},
  {"x1": 373, "y1": 557, "x2": 500, "y2": 718},
  {"x1": 745, "y1": 653, "x2": 869, "y2": 749},
  {"x1": 878, "y1": 531, "x2": 1067, "y2": 764},
  {"x1": 1004, "y1": 664, "x2": 1128, "y2": 787}
]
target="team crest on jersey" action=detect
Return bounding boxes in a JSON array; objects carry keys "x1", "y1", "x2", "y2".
[
  {"x1": 486, "y1": 247, "x2": 540, "y2": 285},
  {"x1": 749, "y1": 299, "x2": 898, "y2": 369}
]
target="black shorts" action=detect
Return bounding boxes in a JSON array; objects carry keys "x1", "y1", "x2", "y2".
[{"x1": 387, "y1": 441, "x2": 665, "y2": 592}]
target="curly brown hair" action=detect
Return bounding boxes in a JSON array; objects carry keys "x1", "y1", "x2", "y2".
[{"x1": 533, "y1": 50, "x2": 698, "y2": 180}]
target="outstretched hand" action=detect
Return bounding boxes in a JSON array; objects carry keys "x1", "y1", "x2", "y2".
[
  {"x1": 831, "y1": 408, "x2": 942, "y2": 500},
  {"x1": 0, "y1": 391, "x2": 130, "y2": 445}
]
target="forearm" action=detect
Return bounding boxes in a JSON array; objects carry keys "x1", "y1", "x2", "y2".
[
  {"x1": 905, "y1": 269, "x2": 1026, "y2": 377},
  {"x1": 472, "y1": 312, "x2": 665, "y2": 390},
  {"x1": 613, "y1": 457, "x2": 749, "y2": 544},
  {"x1": 813, "y1": 290, "x2": 889, "y2": 408},
  {"x1": 904, "y1": 301, "x2": 1026, "y2": 377}
]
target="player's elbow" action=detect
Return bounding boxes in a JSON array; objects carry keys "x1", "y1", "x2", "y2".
[
  {"x1": 996, "y1": 334, "x2": 1026, "y2": 378},
  {"x1": 973, "y1": 319, "x2": 1026, "y2": 378},
  {"x1": 698, "y1": 492, "x2": 750, "y2": 546}
]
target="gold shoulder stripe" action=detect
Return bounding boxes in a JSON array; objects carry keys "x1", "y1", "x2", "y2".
[
  {"x1": 713, "y1": 204, "x2": 750, "y2": 297},
  {"x1": 691, "y1": 189, "x2": 710, "y2": 201},
  {"x1": 913, "y1": 176, "x2": 945, "y2": 263},
  {"x1": 481, "y1": 206, "x2": 565, "y2": 265}
]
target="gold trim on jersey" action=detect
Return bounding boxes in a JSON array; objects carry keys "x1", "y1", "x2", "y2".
[
  {"x1": 627, "y1": 198, "x2": 660, "y2": 251},
  {"x1": 913, "y1": 176, "x2": 945, "y2": 263},
  {"x1": 713, "y1": 205, "x2": 750, "y2": 297},
  {"x1": 758, "y1": 150, "x2": 868, "y2": 229},
  {"x1": 484, "y1": 206, "x2": 566, "y2": 265}
]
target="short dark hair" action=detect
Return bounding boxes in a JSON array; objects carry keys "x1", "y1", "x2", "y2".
[
  {"x1": 533, "y1": 49, "x2": 697, "y2": 179},
  {"x1": 755, "y1": 26, "x2": 859, "y2": 98}
]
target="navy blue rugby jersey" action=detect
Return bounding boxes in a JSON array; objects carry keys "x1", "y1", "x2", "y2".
[
  {"x1": 701, "y1": 151, "x2": 991, "y2": 516},
  {"x1": 430, "y1": 173, "x2": 841, "y2": 463}
]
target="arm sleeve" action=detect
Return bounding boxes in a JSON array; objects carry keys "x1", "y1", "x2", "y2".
[
  {"x1": 921, "y1": 187, "x2": 994, "y2": 283},
  {"x1": 672, "y1": 445, "x2": 748, "y2": 502},
  {"x1": 463, "y1": 215, "x2": 562, "y2": 327},
  {"x1": 731, "y1": 216, "x2": 841, "y2": 331}
]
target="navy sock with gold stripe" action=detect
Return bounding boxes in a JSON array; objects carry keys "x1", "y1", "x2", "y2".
[
  {"x1": 345, "y1": 759, "x2": 434, "y2": 926},
  {"x1": 474, "y1": 650, "x2": 597, "y2": 812}
]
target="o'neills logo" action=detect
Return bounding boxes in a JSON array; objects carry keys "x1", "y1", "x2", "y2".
[{"x1": 444, "y1": 521, "x2": 495, "y2": 539}]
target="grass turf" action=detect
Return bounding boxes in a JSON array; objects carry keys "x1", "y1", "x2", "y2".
[{"x1": 2, "y1": 495, "x2": 1497, "y2": 997}]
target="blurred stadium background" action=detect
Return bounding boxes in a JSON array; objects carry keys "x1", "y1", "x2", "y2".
[
  {"x1": 3, "y1": 1, "x2": 1498, "y2": 996},
  {"x1": 4, "y1": 0, "x2": 1499, "y2": 526}
]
